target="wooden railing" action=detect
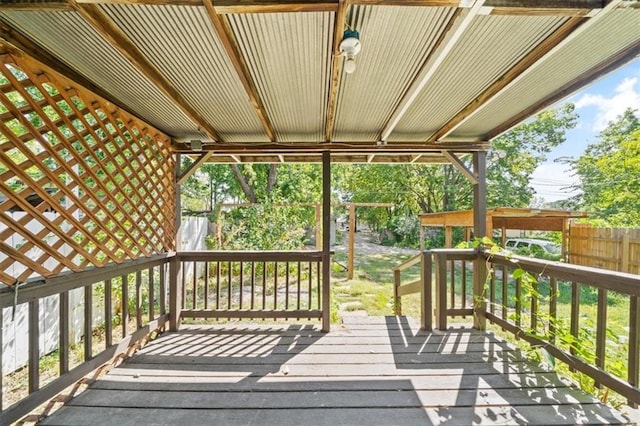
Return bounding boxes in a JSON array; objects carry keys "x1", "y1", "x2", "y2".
[
  {"x1": 176, "y1": 251, "x2": 324, "y2": 321},
  {"x1": 393, "y1": 252, "x2": 431, "y2": 330},
  {"x1": 0, "y1": 254, "x2": 172, "y2": 425},
  {"x1": 483, "y1": 250, "x2": 640, "y2": 405},
  {"x1": 394, "y1": 248, "x2": 640, "y2": 404},
  {"x1": 0, "y1": 249, "x2": 329, "y2": 424}
]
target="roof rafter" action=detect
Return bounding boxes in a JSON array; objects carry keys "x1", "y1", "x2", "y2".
[
  {"x1": 428, "y1": 15, "x2": 586, "y2": 143},
  {"x1": 448, "y1": 0, "x2": 624, "y2": 140},
  {"x1": 71, "y1": 2, "x2": 222, "y2": 142},
  {"x1": 378, "y1": 0, "x2": 485, "y2": 143},
  {"x1": 485, "y1": 35, "x2": 640, "y2": 140},
  {"x1": 203, "y1": 0, "x2": 277, "y2": 142},
  {"x1": 324, "y1": 0, "x2": 349, "y2": 142}
]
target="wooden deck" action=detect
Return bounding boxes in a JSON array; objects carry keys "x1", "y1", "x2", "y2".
[{"x1": 41, "y1": 316, "x2": 631, "y2": 425}]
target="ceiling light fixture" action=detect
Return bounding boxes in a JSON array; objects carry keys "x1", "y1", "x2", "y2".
[{"x1": 339, "y1": 29, "x2": 361, "y2": 74}]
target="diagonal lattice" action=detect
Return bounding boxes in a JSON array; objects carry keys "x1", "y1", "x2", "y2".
[{"x1": 0, "y1": 46, "x2": 176, "y2": 286}]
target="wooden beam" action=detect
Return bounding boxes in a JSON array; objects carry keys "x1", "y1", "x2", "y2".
[
  {"x1": 72, "y1": 3, "x2": 221, "y2": 142},
  {"x1": 203, "y1": 0, "x2": 276, "y2": 142},
  {"x1": 486, "y1": 32, "x2": 639, "y2": 140},
  {"x1": 410, "y1": 154, "x2": 423, "y2": 163},
  {"x1": 0, "y1": 1, "x2": 71, "y2": 10},
  {"x1": 442, "y1": 151, "x2": 477, "y2": 185},
  {"x1": 76, "y1": 0, "x2": 201, "y2": 4},
  {"x1": 379, "y1": 1, "x2": 484, "y2": 142},
  {"x1": 324, "y1": 0, "x2": 349, "y2": 142},
  {"x1": 214, "y1": 0, "x2": 339, "y2": 13},
  {"x1": 428, "y1": 16, "x2": 586, "y2": 142},
  {"x1": 478, "y1": 0, "x2": 624, "y2": 140},
  {"x1": 172, "y1": 141, "x2": 490, "y2": 153},
  {"x1": 488, "y1": 7, "x2": 592, "y2": 16},
  {"x1": 352, "y1": 0, "x2": 457, "y2": 5},
  {"x1": 177, "y1": 152, "x2": 212, "y2": 186},
  {"x1": 367, "y1": 154, "x2": 375, "y2": 163}
]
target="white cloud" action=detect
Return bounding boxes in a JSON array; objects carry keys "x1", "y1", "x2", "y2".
[{"x1": 574, "y1": 76, "x2": 640, "y2": 131}]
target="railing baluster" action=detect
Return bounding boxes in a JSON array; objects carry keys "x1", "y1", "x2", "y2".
[
  {"x1": 274, "y1": 262, "x2": 279, "y2": 310},
  {"x1": 530, "y1": 278, "x2": 538, "y2": 333},
  {"x1": 192, "y1": 261, "x2": 197, "y2": 310},
  {"x1": 148, "y1": 267, "x2": 154, "y2": 322},
  {"x1": 160, "y1": 262, "x2": 166, "y2": 315},
  {"x1": 462, "y1": 260, "x2": 468, "y2": 311},
  {"x1": 285, "y1": 261, "x2": 290, "y2": 311},
  {"x1": 629, "y1": 295, "x2": 640, "y2": 408},
  {"x1": 105, "y1": 278, "x2": 112, "y2": 348},
  {"x1": 595, "y1": 288, "x2": 607, "y2": 388},
  {"x1": 436, "y1": 253, "x2": 447, "y2": 330},
  {"x1": 316, "y1": 261, "x2": 321, "y2": 310},
  {"x1": 122, "y1": 274, "x2": 129, "y2": 338},
  {"x1": 549, "y1": 277, "x2": 557, "y2": 344},
  {"x1": 250, "y1": 261, "x2": 255, "y2": 310},
  {"x1": 29, "y1": 299, "x2": 39, "y2": 393},
  {"x1": 59, "y1": 290, "x2": 69, "y2": 375},
  {"x1": 136, "y1": 270, "x2": 142, "y2": 329},
  {"x1": 216, "y1": 261, "x2": 221, "y2": 310},
  {"x1": 297, "y1": 262, "x2": 301, "y2": 317},
  {"x1": 501, "y1": 265, "x2": 508, "y2": 321},
  {"x1": 488, "y1": 262, "x2": 494, "y2": 315},
  {"x1": 262, "y1": 262, "x2": 267, "y2": 310},
  {"x1": 227, "y1": 261, "x2": 232, "y2": 311},
  {"x1": 204, "y1": 261, "x2": 210, "y2": 310},
  {"x1": 308, "y1": 261, "x2": 312, "y2": 310},
  {"x1": 84, "y1": 284, "x2": 92, "y2": 360},
  {"x1": 239, "y1": 261, "x2": 244, "y2": 310},
  {"x1": 449, "y1": 259, "x2": 455, "y2": 308},
  {"x1": 181, "y1": 260, "x2": 187, "y2": 309},
  {"x1": 569, "y1": 281, "x2": 580, "y2": 371}
]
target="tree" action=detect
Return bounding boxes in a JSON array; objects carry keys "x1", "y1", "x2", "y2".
[
  {"x1": 568, "y1": 108, "x2": 640, "y2": 226},
  {"x1": 487, "y1": 103, "x2": 577, "y2": 206},
  {"x1": 335, "y1": 103, "x2": 578, "y2": 241}
]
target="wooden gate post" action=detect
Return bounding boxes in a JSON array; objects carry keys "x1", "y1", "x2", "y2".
[{"x1": 322, "y1": 151, "x2": 331, "y2": 332}]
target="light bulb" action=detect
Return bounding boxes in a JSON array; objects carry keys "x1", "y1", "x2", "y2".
[{"x1": 344, "y1": 57, "x2": 356, "y2": 74}]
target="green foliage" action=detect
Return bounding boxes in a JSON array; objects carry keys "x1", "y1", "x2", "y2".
[{"x1": 567, "y1": 108, "x2": 640, "y2": 226}]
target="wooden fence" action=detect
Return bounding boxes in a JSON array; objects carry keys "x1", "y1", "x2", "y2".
[{"x1": 569, "y1": 224, "x2": 640, "y2": 274}]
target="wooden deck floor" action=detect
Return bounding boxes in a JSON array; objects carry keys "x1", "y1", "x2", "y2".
[{"x1": 41, "y1": 316, "x2": 631, "y2": 425}]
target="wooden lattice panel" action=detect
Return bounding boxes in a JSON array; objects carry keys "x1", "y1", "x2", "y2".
[{"x1": 0, "y1": 47, "x2": 175, "y2": 286}]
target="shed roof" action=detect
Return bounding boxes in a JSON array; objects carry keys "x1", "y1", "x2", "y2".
[
  {"x1": 1, "y1": 0, "x2": 639, "y2": 163},
  {"x1": 419, "y1": 207, "x2": 589, "y2": 231}
]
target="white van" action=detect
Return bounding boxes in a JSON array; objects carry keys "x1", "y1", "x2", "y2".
[{"x1": 505, "y1": 238, "x2": 561, "y2": 255}]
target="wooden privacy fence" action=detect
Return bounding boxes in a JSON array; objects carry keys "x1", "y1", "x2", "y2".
[{"x1": 569, "y1": 224, "x2": 640, "y2": 274}]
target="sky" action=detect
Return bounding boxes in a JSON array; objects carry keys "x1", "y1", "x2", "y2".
[{"x1": 529, "y1": 58, "x2": 640, "y2": 202}]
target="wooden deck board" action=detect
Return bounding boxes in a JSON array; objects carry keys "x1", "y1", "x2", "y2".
[{"x1": 40, "y1": 316, "x2": 631, "y2": 425}]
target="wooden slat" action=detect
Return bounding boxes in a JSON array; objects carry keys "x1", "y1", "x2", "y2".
[
  {"x1": 84, "y1": 284, "x2": 93, "y2": 361},
  {"x1": 595, "y1": 288, "x2": 607, "y2": 387},
  {"x1": 105, "y1": 279, "x2": 113, "y2": 348},
  {"x1": 397, "y1": 280, "x2": 422, "y2": 297},
  {"x1": 28, "y1": 299, "x2": 39, "y2": 394},
  {"x1": 121, "y1": 274, "x2": 129, "y2": 339},
  {"x1": 59, "y1": 291, "x2": 69, "y2": 375}
]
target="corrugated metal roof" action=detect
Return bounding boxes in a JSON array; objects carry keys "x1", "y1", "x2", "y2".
[
  {"x1": 389, "y1": 14, "x2": 566, "y2": 142},
  {"x1": 333, "y1": 5, "x2": 457, "y2": 142},
  {"x1": 453, "y1": 9, "x2": 640, "y2": 138},
  {"x1": 0, "y1": 9, "x2": 199, "y2": 138},
  {"x1": 99, "y1": 4, "x2": 269, "y2": 143},
  {"x1": 226, "y1": 12, "x2": 333, "y2": 143}
]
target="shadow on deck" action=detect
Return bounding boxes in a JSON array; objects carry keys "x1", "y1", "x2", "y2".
[{"x1": 41, "y1": 317, "x2": 629, "y2": 425}]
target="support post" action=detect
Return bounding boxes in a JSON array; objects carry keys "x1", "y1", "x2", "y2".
[
  {"x1": 421, "y1": 251, "x2": 432, "y2": 331},
  {"x1": 315, "y1": 202, "x2": 322, "y2": 250},
  {"x1": 169, "y1": 257, "x2": 182, "y2": 331},
  {"x1": 419, "y1": 225, "x2": 425, "y2": 251},
  {"x1": 348, "y1": 203, "x2": 355, "y2": 279},
  {"x1": 472, "y1": 151, "x2": 487, "y2": 330},
  {"x1": 322, "y1": 151, "x2": 331, "y2": 332}
]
